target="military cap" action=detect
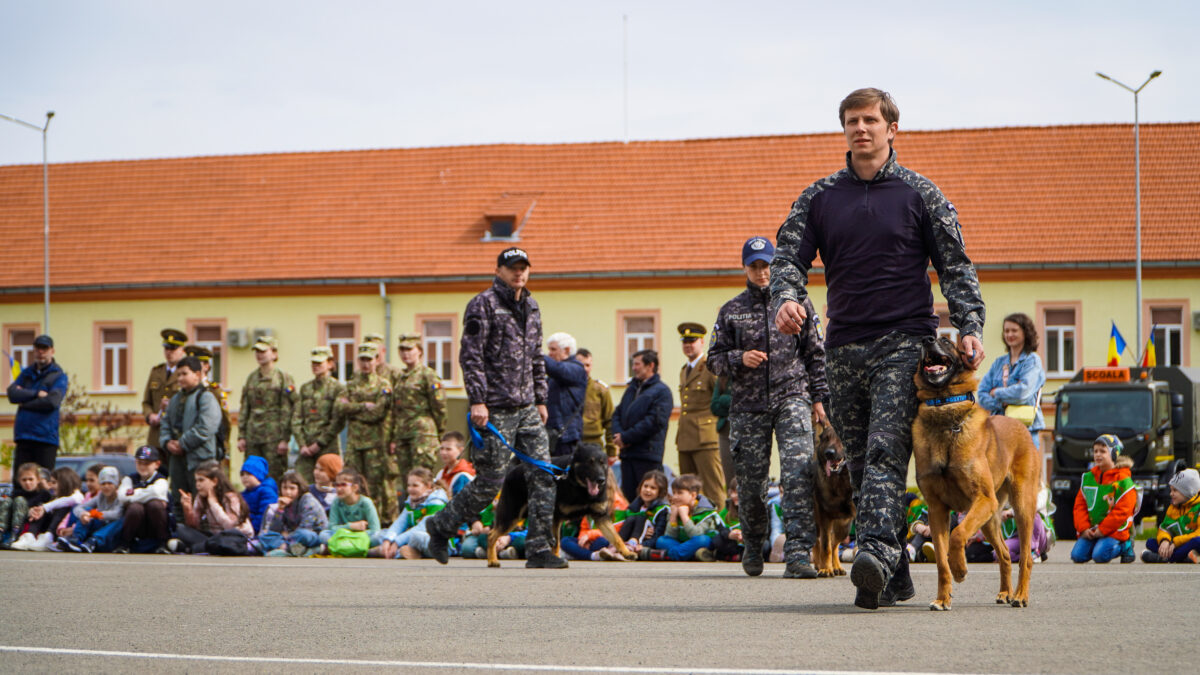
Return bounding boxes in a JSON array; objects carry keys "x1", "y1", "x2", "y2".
[
  {"x1": 252, "y1": 335, "x2": 278, "y2": 352},
  {"x1": 397, "y1": 333, "x2": 422, "y2": 348},
  {"x1": 678, "y1": 322, "x2": 707, "y2": 341},
  {"x1": 363, "y1": 332, "x2": 386, "y2": 345},
  {"x1": 357, "y1": 342, "x2": 380, "y2": 360},
  {"x1": 311, "y1": 345, "x2": 335, "y2": 363},
  {"x1": 497, "y1": 246, "x2": 531, "y2": 268},
  {"x1": 742, "y1": 236, "x2": 775, "y2": 266},
  {"x1": 161, "y1": 328, "x2": 187, "y2": 349},
  {"x1": 184, "y1": 345, "x2": 212, "y2": 362}
]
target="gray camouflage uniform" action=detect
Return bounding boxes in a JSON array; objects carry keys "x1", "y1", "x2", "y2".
[
  {"x1": 423, "y1": 277, "x2": 555, "y2": 557},
  {"x1": 708, "y1": 283, "x2": 828, "y2": 563},
  {"x1": 770, "y1": 149, "x2": 985, "y2": 581}
]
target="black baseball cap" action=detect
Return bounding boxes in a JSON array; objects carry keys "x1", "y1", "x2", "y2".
[
  {"x1": 497, "y1": 247, "x2": 531, "y2": 268},
  {"x1": 32, "y1": 334, "x2": 54, "y2": 348},
  {"x1": 134, "y1": 445, "x2": 161, "y2": 462}
]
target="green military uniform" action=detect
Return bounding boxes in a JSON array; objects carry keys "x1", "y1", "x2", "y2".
[
  {"x1": 141, "y1": 328, "x2": 188, "y2": 450},
  {"x1": 337, "y1": 342, "x2": 398, "y2": 522},
  {"x1": 675, "y1": 322, "x2": 725, "y2": 509},
  {"x1": 582, "y1": 377, "x2": 617, "y2": 457},
  {"x1": 239, "y1": 337, "x2": 298, "y2": 482},
  {"x1": 391, "y1": 333, "x2": 447, "y2": 476},
  {"x1": 365, "y1": 331, "x2": 402, "y2": 450},
  {"x1": 292, "y1": 346, "x2": 347, "y2": 483}
]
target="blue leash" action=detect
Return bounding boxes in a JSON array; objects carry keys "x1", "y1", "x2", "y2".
[{"x1": 467, "y1": 415, "x2": 567, "y2": 477}]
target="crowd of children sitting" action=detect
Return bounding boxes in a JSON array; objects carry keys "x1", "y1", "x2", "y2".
[{"x1": 2, "y1": 431, "x2": 1198, "y2": 565}]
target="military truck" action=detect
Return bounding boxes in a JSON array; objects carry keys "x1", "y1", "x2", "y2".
[{"x1": 1048, "y1": 366, "x2": 1200, "y2": 540}]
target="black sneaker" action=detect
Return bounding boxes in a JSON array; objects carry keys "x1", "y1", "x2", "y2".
[
  {"x1": 741, "y1": 541, "x2": 764, "y2": 577},
  {"x1": 850, "y1": 550, "x2": 888, "y2": 610},
  {"x1": 56, "y1": 536, "x2": 78, "y2": 552},
  {"x1": 78, "y1": 541, "x2": 95, "y2": 554},
  {"x1": 880, "y1": 555, "x2": 915, "y2": 606},
  {"x1": 1120, "y1": 547, "x2": 1135, "y2": 564},
  {"x1": 783, "y1": 559, "x2": 819, "y2": 579},
  {"x1": 1140, "y1": 549, "x2": 1163, "y2": 564},
  {"x1": 525, "y1": 551, "x2": 569, "y2": 569},
  {"x1": 427, "y1": 530, "x2": 450, "y2": 565}
]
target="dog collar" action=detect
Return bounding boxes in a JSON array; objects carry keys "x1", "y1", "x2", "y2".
[{"x1": 924, "y1": 392, "x2": 975, "y2": 407}]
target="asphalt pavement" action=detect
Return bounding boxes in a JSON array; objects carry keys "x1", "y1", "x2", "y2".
[{"x1": 0, "y1": 544, "x2": 1194, "y2": 674}]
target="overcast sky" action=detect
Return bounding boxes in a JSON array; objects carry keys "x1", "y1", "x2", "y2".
[{"x1": 1, "y1": 1, "x2": 1194, "y2": 165}]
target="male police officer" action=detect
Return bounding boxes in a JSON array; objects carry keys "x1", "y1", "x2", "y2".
[
  {"x1": 675, "y1": 322, "x2": 725, "y2": 508},
  {"x1": 142, "y1": 328, "x2": 187, "y2": 452},
  {"x1": 424, "y1": 246, "x2": 565, "y2": 569},
  {"x1": 770, "y1": 88, "x2": 985, "y2": 608},
  {"x1": 709, "y1": 236, "x2": 828, "y2": 579}
]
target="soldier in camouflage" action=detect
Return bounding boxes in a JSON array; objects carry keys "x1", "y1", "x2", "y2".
[
  {"x1": 292, "y1": 346, "x2": 347, "y2": 483},
  {"x1": 390, "y1": 333, "x2": 447, "y2": 476},
  {"x1": 141, "y1": 328, "x2": 188, "y2": 451},
  {"x1": 337, "y1": 342, "x2": 397, "y2": 521},
  {"x1": 237, "y1": 336, "x2": 298, "y2": 483},
  {"x1": 365, "y1": 332, "x2": 402, "y2": 488},
  {"x1": 424, "y1": 246, "x2": 565, "y2": 569},
  {"x1": 770, "y1": 88, "x2": 985, "y2": 609},
  {"x1": 709, "y1": 236, "x2": 829, "y2": 579}
]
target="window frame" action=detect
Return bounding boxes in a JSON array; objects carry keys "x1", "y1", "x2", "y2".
[
  {"x1": 933, "y1": 304, "x2": 960, "y2": 345},
  {"x1": 1036, "y1": 301, "x2": 1082, "y2": 378},
  {"x1": 92, "y1": 321, "x2": 134, "y2": 394},
  {"x1": 186, "y1": 318, "x2": 228, "y2": 386},
  {"x1": 3, "y1": 323, "x2": 40, "y2": 388},
  {"x1": 1143, "y1": 299, "x2": 1190, "y2": 367},
  {"x1": 415, "y1": 313, "x2": 459, "y2": 386},
  {"x1": 317, "y1": 315, "x2": 360, "y2": 384},
  {"x1": 615, "y1": 309, "x2": 661, "y2": 383}
]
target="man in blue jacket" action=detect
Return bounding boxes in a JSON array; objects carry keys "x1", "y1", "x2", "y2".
[
  {"x1": 544, "y1": 331, "x2": 588, "y2": 458},
  {"x1": 6, "y1": 334, "x2": 68, "y2": 471},
  {"x1": 613, "y1": 349, "x2": 674, "y2": 503}
]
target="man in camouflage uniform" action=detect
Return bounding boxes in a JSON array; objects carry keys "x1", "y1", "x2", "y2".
[
  {"x1": 292, "y1": 346, "x2": 346, "y2": 483},
  {"x1": 390, "y1": 333, "x2": 446, "y2": 475},
  {"x1": 184, "y1": 345, "x2": 231, "y2": 462},
  {"x1": 770, "y1": 88, "x2": 985, "y2": 609},
  {"x1": 365, "y1": 332, "x2": 402, "y2": 489},
  {"x1": 337, "y1": 342, "x2": 397, "y2": 521},
  {"x1": 141, "y1": 328, "x2": 187, "y2": 452},
  {"x1": 576, "y1": 348, "x2": 617, "y2": 458},
  {"x1": 237, "y1": 336, "x2": 298, "y2": 483},
  {"x1": 709, "y1": 236, "x2": 829, "y2": 579},
  {"x1": 424, "y1": 246, "x2": 565, "y2": 569}
]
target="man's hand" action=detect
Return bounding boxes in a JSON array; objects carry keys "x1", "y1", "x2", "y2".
[
  {"x1": 960, "y1": 335, "x2": 985, "y2": 370},
  {"x1": 742, "y1": 350, "x2": 768, "y2": 369},
  {"x1": 537, "y1": 404, "x2": 548, "y2": 425},
  {"x1": 276, "y1": 441, "x2": 288, "y2": 456},
  {"x1": 470, "y1": 403, "x2": 489, "y2": 428},
  {"x1": 812, "y1": 401, "x2": 828, "y2": 427},
  {"x1": 166, "y1": 440, "x2": 183, "y2": 456},
  {"x1": 148, "y1": 412, "x2": 161, "y2": 427},
  {"x1": 613, "y1": 433, "x2": 624, "y2": 449},
  {"x1": 775, "y1": 300, "x2": 808, "y2": 335},
  {"x1": 36, "y1": 390, "x2": 47, "y2": 398}
]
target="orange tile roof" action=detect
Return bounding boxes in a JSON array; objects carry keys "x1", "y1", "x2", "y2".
[{"x1": 1, "y1": 123, "x2": 1197, "y2": 291}]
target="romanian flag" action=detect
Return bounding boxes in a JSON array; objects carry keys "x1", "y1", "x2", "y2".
[
  {"x1": 1107, "y1": 322, "x2": 1127, "y2": 367},
  {"x1": 1142, "y1": 328, "x2": 1157, "y2": 367}
]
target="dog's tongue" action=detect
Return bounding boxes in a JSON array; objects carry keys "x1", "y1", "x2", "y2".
[
  {"x1": 587, "y1": 479, "x2": 600, "y2": 497},
  {"x1": 825, "y1": 460, "x2": 834, "y2": 477}
]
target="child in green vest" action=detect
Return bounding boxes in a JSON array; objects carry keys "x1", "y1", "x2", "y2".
[
  {"x1": 652, "y1": 473, "x2": 724, "y2": 562},
  {"x1": 1141, "y1": 468, "x2": 1200, "y2": 563},
  {"x1": 1071, "y1": 434, "x2": 1137, "y2": 564}
]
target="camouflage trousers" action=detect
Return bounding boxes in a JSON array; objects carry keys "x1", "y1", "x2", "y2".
[
  {"x1": 294, "y1": 446, "x2": 339, "y2": 485},
  {"x1": 425, "y1": 405, "x2": 556, "y2": 557},
  {"x1": 245, "y1": 440, "x2": 289, "y2": 483},
  {"x1": 826, "y1": 331, "x2": 922, "y2": 573},
  {"x1": 729, "y1": 396, "x2": 816, "y2": 561},
  {"x1": 0, "y1": 496, "x2": 31, "y2": 541},
  {"x1": 347, "y1": 445, "x2": 400, "y2": 523},
  {"x1": 393, "y1": 415, "x2": 440, "y2": 476}
]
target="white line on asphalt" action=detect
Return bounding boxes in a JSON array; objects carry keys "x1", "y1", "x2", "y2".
[{"x1": 0, "y1": 645, "x2": 998, "y2": 674}]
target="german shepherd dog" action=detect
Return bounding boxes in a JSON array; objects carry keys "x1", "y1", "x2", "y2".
[
  {"x1": 811, "y1": 423, "x2": 854, "y2": 577},
  {"x1": 487, "y1": 443, "x2": 634, "y2": 567},
  {"x1": 912, "y1": 336, "x2": 1041, "y2": 610}
]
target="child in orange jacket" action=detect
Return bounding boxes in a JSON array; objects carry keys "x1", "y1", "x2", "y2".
[{"x1": 1071, "y1": 434, "x2": 1137, "y2": 564}]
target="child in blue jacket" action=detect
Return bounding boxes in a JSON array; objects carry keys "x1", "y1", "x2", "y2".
[{"x1": 240, "y1": 456, "x2": 278, "y2": 534}]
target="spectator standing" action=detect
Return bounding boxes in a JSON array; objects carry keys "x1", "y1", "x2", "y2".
[
  {"x1": 141, "y1": 329, "x2": 188, "y2": 452},
  {"x1": 237, "y1": 336, "x2": 297, "y2": 483},
  {"x1": 544, "y1": 332, "x2": 588, "y2": 458},
  {"x1": 292, "y1": 346, "x2": 347, "y2": 483},
  {"x1": 184, "y1": 345, "x2": 232, "y2": 460},
  {"x1": 675, "y1": 322, "x2": 725, "y2": 508},
  {"x1": 6, "y1": 334, "x2": 68, "y2": 471},
  {"x1": 390, "y1": 333, "x2": 447, "y2": 474},
  {"x1": 612, "y1": 349, "x2": 673, "y2": 503},
  {"x1": 160, "y1": 356, "x2": 222, "y2": 521},
  {"x1": 977, "y1": 313, "x2": 1046, "y2": 449},
  {"x1": 576, "y1": 348, "x2": 617, "y2": 458}
]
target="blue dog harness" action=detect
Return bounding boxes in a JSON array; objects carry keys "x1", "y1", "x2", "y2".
[
  {"x1": 924, "y1": 392, "x2": 975, "y2": 407},
  {"x1": 467, "y1": 415, "x2": 567, "y2": 478}
]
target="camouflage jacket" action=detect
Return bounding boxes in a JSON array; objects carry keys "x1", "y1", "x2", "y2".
[
  {"x1": 391, "y1": 363, "x2": 447, "y2": 437},
  {"x1": 291, "y1": 375, "x2": 347, "y2": 451},
  {"x1": 708, "y1": 282, "x2": 828, "y2": 413},
  {"x1": 460, "y1": 277, "x2": 547, "y2": 409},
  {"x1": 238, "y1": 367, "x2": 297, "y2": 445},
  {"x1": 769, "y1": 149, "x2": 985, "y2": 349},
  {"x1": 336, "y1": 371, "x2": 391, "y2": 451}
]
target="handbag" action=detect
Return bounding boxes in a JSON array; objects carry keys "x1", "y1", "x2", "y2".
[
  {"x1": 1004, "y1": 405, "x2": 1037, "y2": 428},
  {"x1": 326, "y1": 528, "x2": 371, "y2": 557}
]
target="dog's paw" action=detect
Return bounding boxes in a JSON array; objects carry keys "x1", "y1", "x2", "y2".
[
  {"x1": 929, "y1": 600, "x2": 952, "y2": 611},
  {"x1": 1010, "y1": 597, "x2": 1028, "y2": 608},
  {"x1": 818, "y1": 568, "x2": 834, "y2": 578},
  {"x1": 995, "y1": 592, "x2": 1011, "y2": 605},
  {"x1": 834, "y1": 566, "x2": 847, "y2": 576},
  {"x1": 487, "y1": 560, "x2": 501, "y2": 568},
  {"x1": 950, "y1": 553, "x2": 968, "y2": 583}
]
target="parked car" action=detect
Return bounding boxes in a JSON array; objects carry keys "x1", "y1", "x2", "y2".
[{"x1": 54, "y1": 453, "x2": 138, "y2": 483}]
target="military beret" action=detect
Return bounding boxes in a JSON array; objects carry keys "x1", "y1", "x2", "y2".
[
  {"x1": 357, "y1": 342, "x2": 380, "y2": 360},
  {"x1": 363, "y1": 332, "x2": 386, "y2": 345},
  {"x1": 678, "y1": 322, "x2": 707, "y2": 340},
  {"x1": 252, "y1": 335, "x2": 278, "y2": 352},
  {"x1": 311, "y1": 345, "x2": 335, "y2": 363},
  {"x1": 184, "y1": 345, "x2": 212, "y2": 361},
  {"x1": 397, "y1": 333, "x2": 422, "y2": 348},
  {"x1": 161, "y1": 328, "x2": 187, "y2": 348}
]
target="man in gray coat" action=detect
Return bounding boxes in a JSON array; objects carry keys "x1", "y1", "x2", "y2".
[{"x1": 161, "y1": 356, "x2": 222, "y2": 520}]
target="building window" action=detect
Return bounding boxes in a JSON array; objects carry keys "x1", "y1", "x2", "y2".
[
  {"x1": 3, "y1": 325, "x2": 37, "y2": 386},
  {"x1": 1039, "y1": 305, "x2": 1079, "y2": 378},
  {"x1": 935, "y1": 306, "x2": 960, "y2": 345},
  {"x1": 417, "y1": 314, "x2": 457, "y2": 384},
  {"x1": 187, "y1": 320, "x2": 227, "y2": 386},
  {"x1": 1149, "y1": 305, "x2": 1185, "y2": 367},
  {"x1": 95, "y1": 322, "x2": 133, "y2": 392},
  {"x1": 617, "y1": 311, "x2": 660, "y2": 381},
  {"x1": 319, "y1": 316, "x2": 359, "y2": 383}
]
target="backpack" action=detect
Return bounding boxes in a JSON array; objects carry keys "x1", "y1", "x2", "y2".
[{"x1": 206, "y1": 528, "x2": 254, "y2": 556}]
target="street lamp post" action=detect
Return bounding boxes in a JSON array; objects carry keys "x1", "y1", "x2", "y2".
[
  {"x1": 0, "y1": 110, "x2": 55, "y2": 333},
  {"x1": 1096, "y1": 70, "x2": 1161, "y2": 352}
]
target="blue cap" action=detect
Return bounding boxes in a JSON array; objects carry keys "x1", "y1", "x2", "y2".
[
  {"x1": 742, "y1": 237, "x2": 774, "y2": 265},
  {"x1": 134, "y1": 445, "x2": 160, "y2": 462}
]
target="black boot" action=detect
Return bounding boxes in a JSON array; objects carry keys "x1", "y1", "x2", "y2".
[
  {"x1": 741, "y1": 539, "x2": 764, "y2": 576},
  {"x1": 850, "y1": 550, "x2": 887, "y2": 610},
  {"x1": 879, "y1": 553, "x2": 915, "y2": 606}
]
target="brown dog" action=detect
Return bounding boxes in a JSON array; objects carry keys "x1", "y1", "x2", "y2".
[
  {"x1": 811, "y1": 423, "x2": 854, "y2": 577},
  {"x1": 912, "y1": 336, "x2": 1041, "y2": 610}
]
